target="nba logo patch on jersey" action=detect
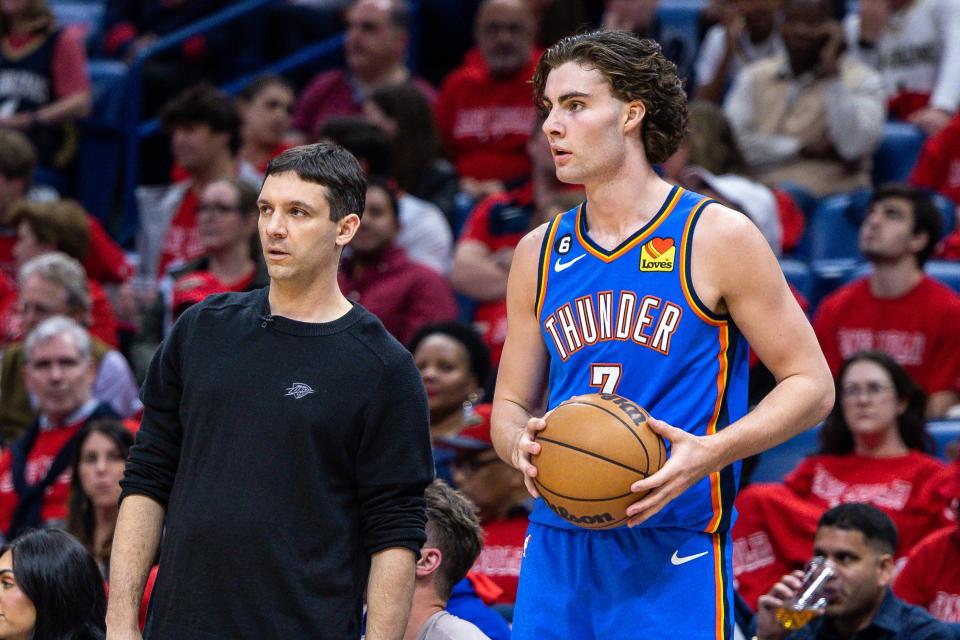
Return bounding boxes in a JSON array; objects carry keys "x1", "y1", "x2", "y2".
[{"x1": 639, "y1": 237, "x2": 675, "y2": 272}]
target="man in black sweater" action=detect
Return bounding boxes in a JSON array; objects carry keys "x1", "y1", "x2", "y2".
[{"x1": 106, "y1": 144, "x2": 435, "y2": 639}]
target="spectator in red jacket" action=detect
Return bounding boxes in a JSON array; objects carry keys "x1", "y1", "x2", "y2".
[
  {"x1": 337, "y1": 177, "x2": 458, "y2": 344},
  {"x1": 435, "y1": 0, "x2": 540, "y2": 200},
  {"x1": 10, "y1": 199, "x2": 120, "y2": 347},
  {"x1": 291, "y1": 0, "x2": 435, "y2": 141},
  {"x1": 0, "y1": 316, "x2": 119, "y2": 539},
  {"x1": 733, "y1": 351, "x2": 949, "y2": 609},
  {"x1": 812, "y1": 184, "x2": 960, "y2": 418},
  {"x1": 909, "y1": 111, "x2": 960, "y2": 260},
  {"x1": 893, "y1": 460, "x2": 960, "y2": 623}
]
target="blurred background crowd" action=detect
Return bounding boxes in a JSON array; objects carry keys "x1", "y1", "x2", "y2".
[{"x1": 0, "y1": 0, "x2": 959, "y2": 636}]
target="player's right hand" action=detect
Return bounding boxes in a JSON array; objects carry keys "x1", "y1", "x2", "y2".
[
  {"x1": 514, "y1": 416, "x2": 547, "y2": 498},
  {"x1": 755, "y1": 570, "x2": 809, "y2": 640}
]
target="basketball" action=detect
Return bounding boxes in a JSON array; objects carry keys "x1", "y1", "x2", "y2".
[{"x1": 532, "y1": 393, "x2": 666, "y2": 529}]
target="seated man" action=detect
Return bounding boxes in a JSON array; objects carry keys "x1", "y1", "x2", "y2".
[
  {"x1": 443, "y1": 407, "x2": 531, "y2": 605},
  {"x1": 337, "y1": 177, "x2": 457, "y2": 345},
  {"x1": 813, "y1": 185, "x2": 960, "y2": 417},
  {"x1": 754, "y1": 503, "x2": 953, "y2": 639},
  {"x1": 725, "y1": 0, "x2": 886, "y2": 197},
  {"x1": 435, "y1": 0, "x2": 539, "y2": 199},
  {"x1": 403, "y1": 480, "x2": 490, "y2": 640},
  {"x1": 844, "y1": 0, "x2": 960, "y2": 135},
  {"x1": 0, "y1": 316, "x2": 118, "y2": 540},
  {"x1": 695, "y1": 0, "x2": 784, "y2": 103},
  {"x1": 291, "y1": 0, "x2": 435, "y2": 140},
  {"x1": 0, "y1": 253, "x2": 139, "y2": 443}
]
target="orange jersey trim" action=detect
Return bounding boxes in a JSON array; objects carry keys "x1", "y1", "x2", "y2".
[
  {"x1": 705, "y1": 325, "x2": 730, "y2": 533},
  {"x1": 574, "y1": 188, "x2": 684, "y2": 263},
  {"x1": 536, "y1": 213, "x2": 564, "y2": 320},
  {"x1": 679, "y1": 197, "x2": 725, "y2": 326},
  {"x1": 712, "y1": 532, "x2": 726, "y2": 639}
]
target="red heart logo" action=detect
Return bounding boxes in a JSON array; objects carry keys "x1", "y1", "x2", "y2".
[{"x1": 650, "y1": 237, "x2": 674, "y2": 256}]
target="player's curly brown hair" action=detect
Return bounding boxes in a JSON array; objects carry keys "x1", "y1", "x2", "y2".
[{"x1": 532, "y1": 30, "x2": 688, "y2": 164}]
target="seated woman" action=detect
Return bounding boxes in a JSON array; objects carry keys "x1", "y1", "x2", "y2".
[
  {"x1": 733, "y1": 350, "x2": 950, "y2": 609},
  {"x1": 66, "y1": 419, "x2": 134, "y2": 577},
  {"x1": 0, "y1": 0, "x2": 91, "y2": 175},
  {"x1": 409, "y1": 322, "x2": 491, "y2": 485},
  {"x1": 0, "y1": 528, "x2": 106, "y2": 639}
]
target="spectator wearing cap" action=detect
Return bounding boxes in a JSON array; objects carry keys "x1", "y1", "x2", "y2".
[
  {"x1": 441, "y1": 406, "x2": 531, "y2": 605},
  {"x1": 402, "y1": 480, "x2": 491, "y2": 640},
  {"x1": 725, "y1": 0, "x2": 886, "y2": 197},
  {"x1": 409, "y1": 322, "x2": 492, "y2": 483},
  {"x1": 291, "y1": 0, "x2": 436, "y2": 141},
  {"x1": 0, "y1": 253, "x2": 139, "y2": 443},
  {"x1": 435, "y1": 0, "x2": 540, "y2": 201},
  {"x1": 129, "y1": 177, "x2": 267, "y2": 381},
  {"x1": 894, "y1": 459, "x2": 960, "y2": 624},
  {"x1": 0, "y1": 316, "x2": 118, "y2": 540},
  {"x1": 338, "y1": 177, "x2": 457, "y2": 346}
]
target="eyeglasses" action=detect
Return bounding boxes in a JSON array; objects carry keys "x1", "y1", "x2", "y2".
[
  {"x1": 450, "y1": 454, "x2": 501, "y2": 472},
  {"x1": 841, "y1": 382, "x2": 895, "y2": 400},
  {"x1": 197, "y1": 203, "x2": 240, "y2": 216}
]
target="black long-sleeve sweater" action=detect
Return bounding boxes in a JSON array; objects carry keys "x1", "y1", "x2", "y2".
[{"x1": 120, "y1": 287, "x2": 434, "y2": 639}]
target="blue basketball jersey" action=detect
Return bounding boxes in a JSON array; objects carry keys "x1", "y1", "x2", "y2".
[{"x1": 533, "y1": 185, "x2": 748, "y2": 533}]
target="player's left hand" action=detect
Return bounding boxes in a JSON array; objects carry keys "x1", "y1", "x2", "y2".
[{"x1": 625, "y1": 417, "x2": 718, "y2": 527}]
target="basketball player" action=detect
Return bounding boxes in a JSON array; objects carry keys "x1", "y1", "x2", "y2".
[{"x1": 491, "y1": 31, "x2": 835, "y2": 639}]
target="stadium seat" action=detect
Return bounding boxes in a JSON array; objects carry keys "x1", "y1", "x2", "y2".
[
  {"x1": 779, "y1": 258, "x2": 813, "y2": 303},
  {"x1": 809, "y1": 258, "x2": 865, "y2": 310},
  {"x1": 928, "y1": 420, "x2": 960, "y2": 460},
  {"x1": 750, "y1": 423, "x2": 821, "y2": 484},
  {"x1": 658, "y1": 1, "x2": 705, "y2": 70},
  {"x1": 77, "y1": 59, "x2": 128, "y2": 222},
  {"x1": 925, "y1": 262, "x2": 960, "y2": 294},
  {"x1": 801, "y1": 192, "x2": 864, "y2": 261},
  {"x1": 871, "y1": 122, "x2": 926, "y2": 186}
]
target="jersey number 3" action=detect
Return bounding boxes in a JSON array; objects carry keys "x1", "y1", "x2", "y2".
[{"x1": 590, "y1": 364, "x2": 622, "y2": 394}]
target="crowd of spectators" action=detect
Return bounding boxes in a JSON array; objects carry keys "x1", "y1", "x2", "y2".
[{"x1": 2, "y1": 0, "x2": 960, "y2": 635}]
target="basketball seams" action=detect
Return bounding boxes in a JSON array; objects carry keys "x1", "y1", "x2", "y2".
[
  {"x1": 537, "y1": 436, "x2": 649, "y2": 476},
  {"x1": 560, "y1": 400, "x2": 653, "y2": 471}
]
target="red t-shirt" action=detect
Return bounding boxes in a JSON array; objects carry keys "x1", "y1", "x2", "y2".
[
  {"x1": 435, "y1": 54, "x2": 539, "y2": 182},
  {"x1": 0, "y1": 421, "x2": 84, "y2": 531},
  {"x1": 158, "y1": 188, "x2": 203, "y2": 276},
  {"x1": 894, "y1": 525, "x2": 960, "y2": 622},
  {"x1": 812, "y1": 276, "x2": 960, "y2": 395},
  {"x1": 84, "y1": 216, "x2": 133, "y2": 284},
  {"x1": 470, "y1": 512, "x2": 528, "y2": 605},
  {"x1": 458, "y1": 185, "x2": 534, "y2": 365},
  {"x1": 910, "y1": 113, "x2": 960, "y2": 260},
  {"x1": 733, "y1": 451, "x2": 950, "y2": 609}
]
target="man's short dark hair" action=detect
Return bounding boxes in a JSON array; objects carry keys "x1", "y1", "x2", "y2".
[
  {"x1": 868, "y1": 184, "x2": 942, "y2": 267},
  {"x1": 424, "y1": 480, "x2": 484, "y2": 602},
  {"x1": 532, "y1": 30, "x2": 688, "y2": 164},
  {"x1": 817, "y1": 503, "x2": 898, "y2": 555},
  {"x1": 350, "y1": 0, "x2": 409, "y2": 30},
  {"x1": 265, "y1": 144, "x2": 367, "y2": 221},
  {"x1": 317, "y1": 116, "x2": 392, "y2": 177},
  {"x1": 161, "y1": 83, "x2": 243, "y2": 155},
  {"x1": 0, "y1": 130, "x2": 37, "y2": 181}
]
